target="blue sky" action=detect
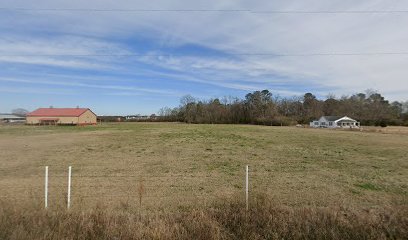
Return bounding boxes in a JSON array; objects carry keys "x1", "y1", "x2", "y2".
[{"x1": 1, "y1": 0, "x2": 408, "y2": 115}]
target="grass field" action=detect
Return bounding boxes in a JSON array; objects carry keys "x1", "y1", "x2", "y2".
[
  {"x1": 1, "y1": 123, "x2": 407, "y2": 239},
  {"x1": 1, "y1": 123, "x2": 407, "y2": 211}
]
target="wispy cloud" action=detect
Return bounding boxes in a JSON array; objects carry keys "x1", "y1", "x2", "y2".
[
  {"x1": 0, "y1": 36, "x2": 130, "y2": 69},
  {"x1": 0, "y1": 77, "x2": 179, "y2": 96},
  {"x1": 1, "y1": 0, "x2": 407, "y2": 114},
  {"x1": 0, "y1": 86, "x2": 76, "y2": 95}
]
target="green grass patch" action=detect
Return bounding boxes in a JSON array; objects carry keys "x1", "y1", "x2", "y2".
[{"x1": 356, "y1": 183, "x2": 381, "y2": 191}]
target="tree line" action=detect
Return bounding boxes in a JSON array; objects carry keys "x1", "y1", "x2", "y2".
[{"x1": 158, "y1": 90, "x2": 408, "y2": 126}]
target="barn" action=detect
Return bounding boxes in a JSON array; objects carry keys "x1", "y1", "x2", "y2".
[{"x1": 26, "y1": 108, "x2": 97, "y2": 125}]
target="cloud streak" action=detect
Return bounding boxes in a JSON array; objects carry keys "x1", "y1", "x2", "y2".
[
  {"x1": 0, "y1": 77, "x2": 179, "y2": 96},
  {"x1": 1, "y1": 0, "x2": 407, "y2": 114}
]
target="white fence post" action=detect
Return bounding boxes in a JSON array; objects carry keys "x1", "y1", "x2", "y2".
[
  {"x1": 67, "y1": 166, "x2": 72, "y2": 209},
  {"x1": 246, "y1": 165, "x2": 249, "y2": 211},
  {"x1": 45, "y1": 166, "x2": 48, "y2": 209}
]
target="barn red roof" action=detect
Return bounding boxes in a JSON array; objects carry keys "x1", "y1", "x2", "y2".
[{"x1": 27, "y1": 108, "x2": 90, "y2": 117}]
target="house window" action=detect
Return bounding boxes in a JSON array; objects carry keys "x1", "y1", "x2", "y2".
[
  {"x1": 314, "y1": 122, "x2": 319, "y2": 125},
  {"x1": 329, "y1": 122, "x2": 333, "y2": 126},
  {"x1": 321, "y1": 122, "x2": 326, "y2": 125}
]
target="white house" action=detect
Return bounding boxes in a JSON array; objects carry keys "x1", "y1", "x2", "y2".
[
  {"x1": 310, "y1": 116, "x2": 360, "y2": 128},
  {"x1": 0, "y1": 114, "x2": 26, "y2": 123}
]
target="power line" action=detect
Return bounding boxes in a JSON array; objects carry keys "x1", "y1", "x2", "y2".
[
  {"x1": 1, "y1": 8, "x2": 408, "y2": 14},
  {"x1": 0, "y1": 8, "x2": 250, "y2": 13},
  {"x1": 1, "y1": 52, "x2": 408, "y2": 57},
  {"x1": 252, "y1": 10, "x2": 408, "y2": 14}
]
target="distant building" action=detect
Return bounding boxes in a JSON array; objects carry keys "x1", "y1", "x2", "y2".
[
  {"x1": 310, "y1": 116, "x2": 360, "y2": 128},
  {"x1": 126, "y1": 114, "x2": 158, "y2": 121},
  {"x1": 126, "y1": 115, "x2": 150, "y2": 120},
  {"x1": 0, "y1": 114, "x2": 26, "y2": 123},
  {"x1": 26, "y1": 108, "x2": 97, "y2": 125}
]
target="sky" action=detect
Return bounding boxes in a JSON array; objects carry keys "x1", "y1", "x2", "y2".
[{"x1": 0, "y1": 0, "x2": 407, "y2": 115}]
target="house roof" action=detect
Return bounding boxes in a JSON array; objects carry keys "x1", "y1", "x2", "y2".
[
  {"x1": 334, "y1": 116, "x2": 358, "y2": 122},
  {"x1": 27, "y1": 108, "x2": 90, "y2": 117},
  {"x1": 322, "y1": 116, "x2": 341, "y2": 121}
]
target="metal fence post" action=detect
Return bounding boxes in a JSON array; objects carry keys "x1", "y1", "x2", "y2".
[
  {"x1": 45, "y1": 166, "x2": 48, "y2": 209},
  {"x1": 246, "y1": 165, "x2": 249, "y2": 211},
  {"x1": 67, "y1": 166, "x2": 71, "y2": 209}
]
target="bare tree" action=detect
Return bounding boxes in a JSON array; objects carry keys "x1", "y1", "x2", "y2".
[
  {"x1": 158, "y1": 90, "x2": 407, "y2": 126},
  {"x1": 12, "y1": 108, "x2": 29, "y2": 116}
]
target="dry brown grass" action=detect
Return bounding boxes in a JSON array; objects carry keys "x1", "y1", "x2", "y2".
[
  {"x1": 1, "y1": 123, "x2": 407, "y2": 211},
  {"x1": 0, "y1": 193, "x2": 407, "y2": 240},
  {"x1": 360, "y1": 126, "x2": 408, "y2": 135},
  {"x1": 0, "y1": 123, "x2": 407, "y2": 238}
]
